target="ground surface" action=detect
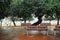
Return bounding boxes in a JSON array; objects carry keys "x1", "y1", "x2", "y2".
[
  {"x1": 18, "y1": 34, "x2": 60, "y2": 40},
  {"x1": 0, "y1": 26, "x2": 60, "y2": 40}
]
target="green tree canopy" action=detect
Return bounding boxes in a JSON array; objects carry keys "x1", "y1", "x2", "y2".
[
  {"x1": 0, "y1": 0, "x2": 11, "y2": 20},
  {"x1": 5, "y1": 0, "x2": 60, "y2": 25}
]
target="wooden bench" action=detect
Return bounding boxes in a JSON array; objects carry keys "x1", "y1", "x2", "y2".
[
  {"x1": 40, "y1": 23, "x2": 51, "y2": 27},
  {"x1": 54, "y1": 27, "x2": 60, "y2": 36},
  {"x1": 26, "y1": 26, "x2": 48, "y2": 35}
]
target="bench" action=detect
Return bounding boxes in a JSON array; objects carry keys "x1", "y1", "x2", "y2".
[
  {"x1": 54, "y1": 27, "x2": 60, "y2": 36},
  {"x1": 26, "y1": 26, "x2": 48, "y2": 35}
]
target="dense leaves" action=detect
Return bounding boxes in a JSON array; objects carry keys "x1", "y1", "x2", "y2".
[
  {"x1": 0, "y1": 0, "x2": 11, "y2": 20},
  {"x1": 0, "y1": 0, "x2": 60, "y2": 25}
]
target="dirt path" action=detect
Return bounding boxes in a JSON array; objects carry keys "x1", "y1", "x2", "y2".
[{"x1": 18, "y1": 34, "x2": 59, "y2": 40}]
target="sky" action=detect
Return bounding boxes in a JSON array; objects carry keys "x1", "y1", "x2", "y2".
[{"x1": 0, "y1": 17, "x2": 60, "y2": 26}]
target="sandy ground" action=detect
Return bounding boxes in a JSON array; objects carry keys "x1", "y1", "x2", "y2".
[
  {"x1": 0, "y1": 26, "x2": 26, "y2": 40},
  {"x1": 0, "y1": 26, "x2": 60, "y2": 40}
]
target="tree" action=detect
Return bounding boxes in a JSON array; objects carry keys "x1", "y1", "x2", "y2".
[
  {"x1": 6, "y1": 0, "x2": 34, "y2": 25},
  {"x1": 5, "y1": 0, "x2": 60, "y2": 26},
  {"x1": 20, "y1": 0, "x2": 55, "y2": 25},
  {"x1": 8, "y1": 0, "x2": 54, "y2": 25},
  {"x1": 44, "y1": 16, "x2": 55, "y2": 23},
  {"x1": 52, "y1": 6, "x2": 60, "y2": 25},
  {"x1": 0, "y1": 0, "x2": 12, "y2": 19},
  {"x1": 4, "y1": 0, "x2": 23, "y2": 26},
  {"x1": 0, "y1": 0, "x2": 11, "y2": 26},
  {"x1": 51, "y1": 0, "x2": 60, "y2": 25}
]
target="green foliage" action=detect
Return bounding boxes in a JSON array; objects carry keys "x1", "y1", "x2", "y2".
[
  {"x1": 0, "y1": 0, "x2": 4, "y2": 2},
  {"x1": 4, "y1": 0, "x2": 60, "y2": 24},
  {"x1": 6, "y1": 0, "x2": 34, "y2": 22},
  {"x1": 0, "y1": 0, "x2": 11, "y2": 20},
  {"x1": 44, "y1": 16, "x2": 55, "y2": 21}
]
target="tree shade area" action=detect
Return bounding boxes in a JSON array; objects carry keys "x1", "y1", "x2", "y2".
[{"x1": 0, "y1": 0, "x2": 60, "y2": 26}]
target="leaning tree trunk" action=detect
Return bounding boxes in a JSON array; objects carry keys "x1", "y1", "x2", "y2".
[
  {"x1": 32, "y1": 15, "x2": 43, "y2": 26},
  {"x1": 11, "y1": 18, "x2": 16, "y2": 26}
]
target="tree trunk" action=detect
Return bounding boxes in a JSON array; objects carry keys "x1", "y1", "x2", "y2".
[
  {"x1": 24, "y1": 20, "x2": 26, "y2": 24},
  {"x1": 49, "y1": 20, "x2": 51, "y2": 24},
  {"x1": 32, "y1": 15, "x2": 43, "y2": 26},
  {"x1": 57, "y1": 17, "x2": 59, "y2": 25},
  {"x1": 0, "y1": 20, "x2": 2, "y2": 26},
  {"x1": 11, "y1": 19, "x2": 16, "y2": 26}
]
